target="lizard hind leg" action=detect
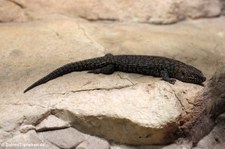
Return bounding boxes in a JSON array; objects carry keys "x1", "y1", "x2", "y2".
[{"x1": 88, "y1": 64, "x2": 115, "y2": 75}]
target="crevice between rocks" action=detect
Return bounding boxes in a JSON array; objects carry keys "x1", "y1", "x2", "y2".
[
  {"x1": 70, "y1": 84, "x2": 134, "y2": 93},
  {"x1": 43, "y1": 84, "x2": 135, "y2": 97},
  {"x1": 79, "y1": 15, "x2": 119, "y2": 22},
  {"x1": 77, "y1": 23, "x2": 106, "y2": 54},
  {"x1": 35, "y1": 126, "x2": 70, "y2": 133},
  {"x1": 7, "y1": 0, "x2": 25, "y2": 9}
]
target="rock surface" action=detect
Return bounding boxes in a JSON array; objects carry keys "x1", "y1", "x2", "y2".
[
  {"x1": 0, "y1": 15, "x2": 225, "y2": 148},
  {"x1": 38, "y1": 128, "x2": 84, "y2": 148},
  {"x1": 0, "y1": 0, "x2": 225, "y2": 24},
  {"x1": 35, "y1": 115, "x2": 70, "y2": 132},
  {"x1": 2, "y1": 130, "x2": 58, "y2": 149}
]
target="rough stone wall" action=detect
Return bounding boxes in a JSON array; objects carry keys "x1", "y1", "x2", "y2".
[{"x1": 0, "y1": 0, "x2": 225, "y2": 24}]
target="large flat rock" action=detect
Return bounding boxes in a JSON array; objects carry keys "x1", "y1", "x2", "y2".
[
  {"x1": 0, "y1": 16, "x2": 225, "y2": 147},
  {"x1": 0, "y1": 0, "x2": 225, "y2": 24}
]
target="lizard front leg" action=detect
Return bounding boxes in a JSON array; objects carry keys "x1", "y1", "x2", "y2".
[{"x1": 160, "y1": 70, "x2": 176, "y2": 84}]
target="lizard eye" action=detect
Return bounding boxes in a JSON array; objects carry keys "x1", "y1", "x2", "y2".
[{"x1": 181, "y1": 72, "x2": 185, "y2": 76}]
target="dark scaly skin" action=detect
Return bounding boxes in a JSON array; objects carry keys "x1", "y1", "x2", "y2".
[{"x1": 24, "y1": 53, "x2": 206, "y2": 93}]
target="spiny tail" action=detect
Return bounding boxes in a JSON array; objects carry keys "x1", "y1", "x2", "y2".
[{"x1": 24, "y1": 56, "x2": 108, "y2": 93}]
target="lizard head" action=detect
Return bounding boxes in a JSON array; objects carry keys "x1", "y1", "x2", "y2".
[{"x1": 175, "y1": 65, "x2": 206, "y2": 85}]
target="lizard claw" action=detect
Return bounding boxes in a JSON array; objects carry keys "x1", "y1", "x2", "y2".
[{"x1": 168, "y1": 79, "x2": 176, "y2": 84}]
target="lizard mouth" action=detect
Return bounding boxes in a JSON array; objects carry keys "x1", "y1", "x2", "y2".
[{"x1": 187, "y1": 76, "x2": 206, "y2": 85}]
